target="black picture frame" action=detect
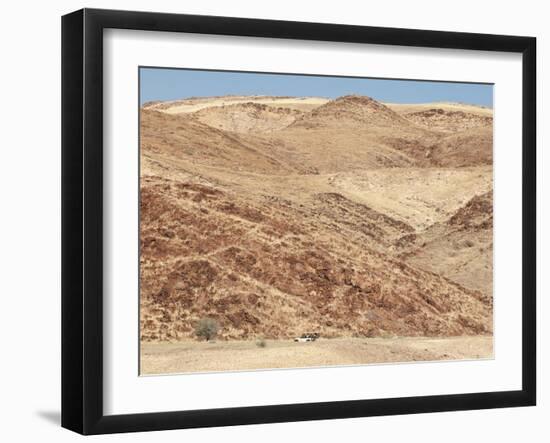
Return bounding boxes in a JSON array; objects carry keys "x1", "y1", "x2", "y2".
[{"x1": 61, "y1": 8, "x2": 536, "y2": 435}]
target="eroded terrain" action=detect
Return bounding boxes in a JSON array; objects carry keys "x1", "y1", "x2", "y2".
[{"x1": 139, "y1": 95, "x2": 493, "y2": 371}]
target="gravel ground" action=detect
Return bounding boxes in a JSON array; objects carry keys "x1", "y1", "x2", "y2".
[{"x1": 140, "y1": 335, "x2": 493, "y2": 375}]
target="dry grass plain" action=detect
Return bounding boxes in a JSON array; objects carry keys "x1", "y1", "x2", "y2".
[{"x1": 140, "y1": 336, "x2": 493, "y2": 375}]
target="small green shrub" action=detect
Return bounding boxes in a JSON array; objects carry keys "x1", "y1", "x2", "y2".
[{"x1": 194, "y1": 317, "x2": 219, "y2": 341}]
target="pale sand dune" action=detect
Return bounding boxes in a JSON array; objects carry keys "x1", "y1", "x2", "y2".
[{"x1": 141, "y1": 336, "x2": 493, "y2": 375}]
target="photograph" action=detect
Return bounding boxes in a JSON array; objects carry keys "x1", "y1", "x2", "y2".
[{"x1": 138, "y1": 68, "x2": 494, "y2": 375}]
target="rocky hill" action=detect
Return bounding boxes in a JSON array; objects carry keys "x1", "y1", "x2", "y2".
[
  {"x1": 139, "y1": 95, "x2": 493, "y2": 342},
  {"x1": 400, "y1": 108, "x2": 492, "y2": 133},
  {"x1": 191, "y1": 102, "x2": 302, "y2": 133},
  {"x1": 290, "y1": 95, "x2": 413, "y2": 129},
  {"x1": 397, "y1": 192, "x2": 493, "y2": 296}
]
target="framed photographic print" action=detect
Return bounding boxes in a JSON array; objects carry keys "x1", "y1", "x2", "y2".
[{"x1": 61, "y1": 8, "x2": 536, "y2": 435}]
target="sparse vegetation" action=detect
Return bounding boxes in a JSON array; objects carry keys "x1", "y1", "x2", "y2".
[
  {"x1": 256, "y1": 338, "x2": 267, "y2": 348},
  {"x1": 194, "y1": 317, "x2": 220, "y2": 341}
]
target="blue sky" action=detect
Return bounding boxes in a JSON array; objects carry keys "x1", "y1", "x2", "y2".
[{"x1": 140, "y1": 67, "x2": 493, "y2": 107}]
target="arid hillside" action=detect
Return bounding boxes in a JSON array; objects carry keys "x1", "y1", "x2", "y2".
[
  {"x1": 397, "y1": 192, "x2": 493, "y2": 295},
  {"x1": 191, "y1": 102, "x2": 302, "y2": 133},
  {"x1": 143, "y1": 95, "x2": 329, "y2": 114},
  {"x1": 140, "y1": 95, "x2": 493, "y2": 343}
]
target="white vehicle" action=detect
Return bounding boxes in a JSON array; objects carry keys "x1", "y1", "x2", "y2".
[
  {"x1": 293, "y1": 333, "x2": 319, "y2": 343},
  {"x1": 294, "y1": 336, "x2": 314, "y2": 343}
]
